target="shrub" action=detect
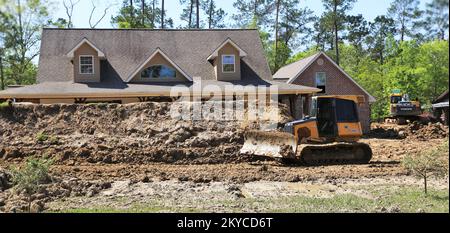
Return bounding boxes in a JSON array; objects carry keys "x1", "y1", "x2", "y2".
[
  {"x1": 36, "y1": 132, "x2": 49, "y2": 142},
  {"x1": 10, "y1": 157, "x2": 53, "y2": 212},
  {"x1": 0, "y1": 101, "x2": 12, "y2": 111},
  {"x1": 403, "y1": 141, "x2": 449, "y2": 195}
]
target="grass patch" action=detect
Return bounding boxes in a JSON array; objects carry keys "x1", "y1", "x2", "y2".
[
  {"x1": 47, "y1": 184, "x2": 449, "y2": 213},
  {"x1": 0, "y1": 101, "x2": 10, "y2": 110},
  {"x1": 36, "y1": 132, "x2": 49, "y2": 142},
  {"x1": 267, "y1": 186, "x2": 449, "y2": 213}
]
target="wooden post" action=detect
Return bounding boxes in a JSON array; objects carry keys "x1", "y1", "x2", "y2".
[{"x1": 293, "y1": 95, "x2": 303, "y2": 120}]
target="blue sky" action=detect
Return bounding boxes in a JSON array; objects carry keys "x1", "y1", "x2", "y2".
[{"x1": 52, "y1": 0, "x2": 432, "y2": 29}]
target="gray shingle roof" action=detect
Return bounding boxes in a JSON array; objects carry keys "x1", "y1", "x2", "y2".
[
  {"x1": 0, "y1": 29, "x2": 322, "y2": 99},
  {"x1": 273, "y1": 53, "x2": 321, "y2": 80},
  {"x1": 0, "y1": 80, "x2": 320, "y2": 99},
  {"x1": 38, "y1": 28, "x2": 273, "y2": 83}
]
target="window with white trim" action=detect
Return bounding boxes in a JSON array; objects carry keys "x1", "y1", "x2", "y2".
[
  {"x1": 79, "y1": 55, "x2": 94, "y2": 74},
  {"x1": 315, "y1": 72, "x2": 326, "y2": 93},
  {"x1": 222, "y1": 55, "x2": 235, "y2": 73}
]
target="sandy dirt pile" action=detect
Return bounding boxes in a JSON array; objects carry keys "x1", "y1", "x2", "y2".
[{"x1": 0, "y1": 102, "x2": 291, "y2": 165}]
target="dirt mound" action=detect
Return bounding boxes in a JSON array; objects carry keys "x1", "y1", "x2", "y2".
[
  {"x1": 0, "y1": 175, "x2": 111, "y2": 213},
  {"x1": 0, "y1": 102, "x2": 292, "y2": 165},
  {"x1": 369, "y1": 122, "x2": 449, "y2": 140},
  {"x1": 404, "y1": 122, "x2": 449, "y2": 140}
]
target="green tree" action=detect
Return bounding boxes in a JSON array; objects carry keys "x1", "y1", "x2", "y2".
[
  {"x1": 180, "y1": 0, "x2": 195, "y2": 28},
  {"x1": 279, "y1": 2, "x2": 315, "y2": 50},
  {"x1": 321, "y1": 0, "x2": 357, "y2": 65},
  {"x1": 384, "y1": 40, "x2": 422, "y2": 101},
  {"x1": 232, "y1": 0, "x2": 275, "y2": 28},
  {"x1": 272, "y1": 0, "x2": 313, "y2": 72},
  {"x1": 423, "y1": 0, "x2": 449, "y2": 40},
  {"x1": 0, "y1": 0, "x2": 52, "y2": 85},
  {"x1": 111, "y1": 0, "x2": 173, "y2": 29},
  {"x1": 403, "y1": 141, "x2": 449, "y2": 195},
  {"x1": 387, "y1": 0, "x2": 423, "y2": 41},
  {"x1": 365, "y1": 16, "x2": 396, "y2": 64},
  {"x1": 345, "y1": 15, "x2": 369, "y2": 51},
  {"x1": 313, "y1": 14, "x2": 334, "y2": 51},
  {"x1": 202, "y1": 0, "x2": 227, "y2": 29},
  {"x1": 417, "y1": 40, "x2": 449, "y2": 103}
]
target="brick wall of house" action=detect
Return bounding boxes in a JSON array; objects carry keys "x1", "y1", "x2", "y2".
[{"x1": 291, "y1": 54, "x2": 372, "y2": 133}]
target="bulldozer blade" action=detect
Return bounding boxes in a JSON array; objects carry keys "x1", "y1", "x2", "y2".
[{"x1": 240, "y1": 131, "x2": 297, "y2": 159}]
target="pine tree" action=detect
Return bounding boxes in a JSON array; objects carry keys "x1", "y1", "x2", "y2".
[
  {"x1": 322, "y1": 0, "x2": 357, "y2": 65},
  {"x1": 202, "y1": 0, "x2": 227, "y2": 29},
  {"x1": 232, "y1": 0, "x2": 275, "y2": 28},
  {"x1": 423, "y1": 0, "x2": 449, "y2": 40},
  {"x1": 387, "y1": 0, "x2": 423, "y2": 41}
]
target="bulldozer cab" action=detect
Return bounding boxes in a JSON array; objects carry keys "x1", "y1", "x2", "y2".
[
  {"x1": 312, "y1": 97, "x2": 360, "y2": 139},
  {"x1": 390, "y1": 94, "x2": 403, "y2": 104}
]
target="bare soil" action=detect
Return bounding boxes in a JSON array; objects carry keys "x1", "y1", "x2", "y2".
[{"x1": 0, "y1": 102, "x2": 448, "y2": 213}]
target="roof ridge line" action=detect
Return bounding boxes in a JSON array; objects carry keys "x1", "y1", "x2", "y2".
[{"x1": 42, "y1": 28, "x2": 258, "y2": 31}]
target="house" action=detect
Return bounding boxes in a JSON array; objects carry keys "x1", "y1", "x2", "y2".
[
  {"x1": 0, "y1": 29, "x2": 319, "y2": 108},
  {"x1": 432, "y1": 90, "x2": 449, "y2": 125},
  {"x1": 273, "y1": 52, "x2": 376, "y2": 133}
]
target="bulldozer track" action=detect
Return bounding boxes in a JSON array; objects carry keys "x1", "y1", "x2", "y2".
[{"x1": 296, "y1": 142, "x2": 373, "y2": 166}]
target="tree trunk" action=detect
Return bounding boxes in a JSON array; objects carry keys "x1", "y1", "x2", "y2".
[
  {"x1": 274, "y1": 0, "x2": 280, "y2": 71},
  {"x1": 196, "y1": 0, "x2": 200, "y2": 28},
  {"x1": 130, "y1": 0, "x2": 134, "y2": 20},
  {"x1": 401, "y1": 26, "x2": 405, "y2": 41},
  {"x1": 151, "y1": 0, "x2": 155, "y2": 28},
  {"x1": 424, "y1": 174, "x2": 428, "y2": 195},
  {"x1": 16, "y1": 0, "x2": 24, "y2": 85},
  {"x1": 141, "y1": 0, "x2": 145, "y2": 26},
  {"x1": 0, "y1": 53, "x2": 4, "y2": 90},
  {"x1": 189, "y1": 0, "x2": 193, "y2": 28},
  {"x1": 161, "y1": 0, "x2": 165, "y2": 28},
  {"x1": 333, "y1": 0, "x2": 340, "y2": 65},
  {"x1": 208, "y1": 0, "x2": 213, "y2": 29}
]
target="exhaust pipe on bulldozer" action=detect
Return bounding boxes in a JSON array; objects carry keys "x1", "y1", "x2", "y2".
[{"x1": 240, "y1": 131, "x2": 298, "y2": 159}]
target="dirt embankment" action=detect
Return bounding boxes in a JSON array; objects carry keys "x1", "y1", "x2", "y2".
[{"x1": 0, "y1": 102, "x2": 291, "y2": 165}]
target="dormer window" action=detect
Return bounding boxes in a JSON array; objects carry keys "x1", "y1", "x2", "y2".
[
  {"x1": 79, "y1": 55, "x2": 94, "y2": 74},
  {"x1": 141, "y1": 65, "x2": 176, "y2": 79},
  {"x1": 222, "y1": 55, "x2": 235, "y2": 73}
]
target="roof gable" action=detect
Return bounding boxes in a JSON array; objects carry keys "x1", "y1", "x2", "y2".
[
  {"x1": 207, "y1": 38, "x2": 248, "y2": 60},
  {"x1": 433, "y1": 90, "x2": 449, "y2": 103},
  {"x1": 126, "y1": 48, "x2": 192, "y2": 82},
  {"x1": 275, "y1": 52, "x2": 376, "y2": 103},
  {"x1": 66, "y1": 38, "x2": 105, "y2": 58}
]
